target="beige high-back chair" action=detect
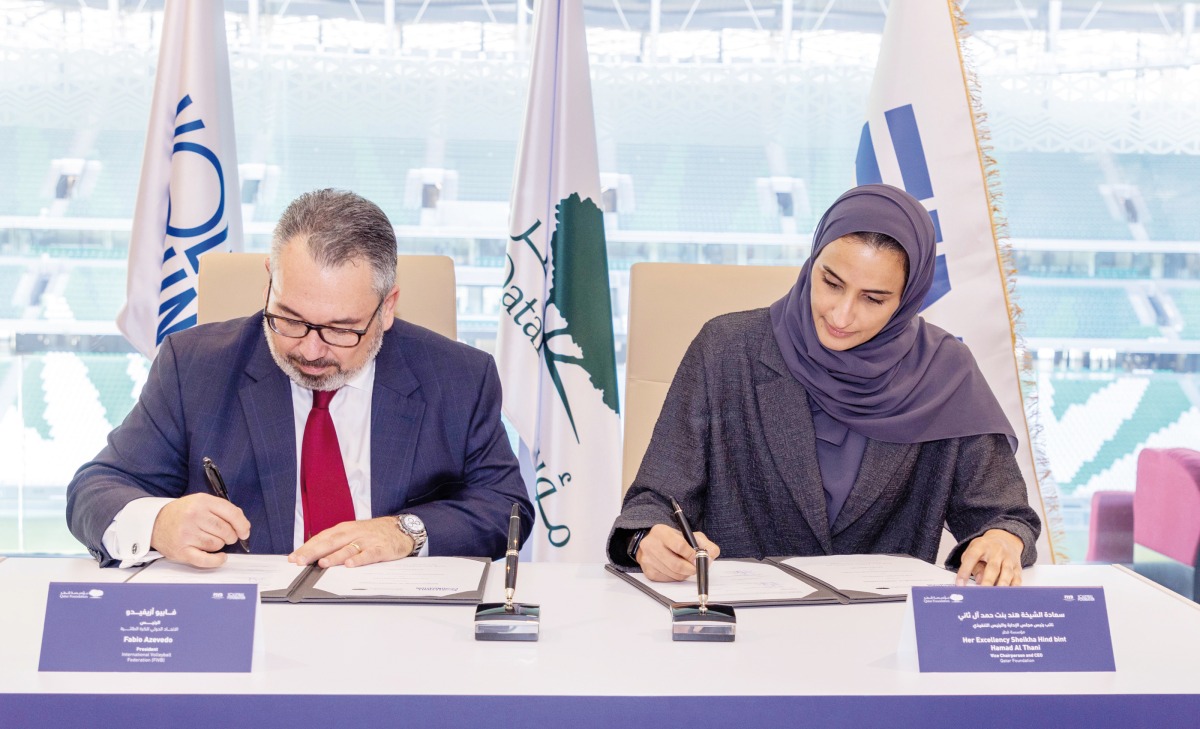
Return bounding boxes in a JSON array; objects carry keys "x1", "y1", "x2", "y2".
[
  {"x1": 197, "y1": 252, "x2": 458, "y2": 339},
  {"x1": 622, "y1": 262, "x2": 801, "y2": 493}
]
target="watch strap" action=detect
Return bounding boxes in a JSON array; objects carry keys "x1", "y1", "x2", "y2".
[
  {"x1": 626, "y1": 528, "x2": 649, "y2": 563},
  {"x1": 396, "y1": 514, "x2": 427, "y2": 556}
]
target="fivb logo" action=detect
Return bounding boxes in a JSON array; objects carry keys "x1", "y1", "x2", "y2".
[
  {"x1": 855, "y1": 104, "x2": 951, "y2": 311},
  {"x1": 156, "y1": 94, "x2": 232, "y2": 345}
]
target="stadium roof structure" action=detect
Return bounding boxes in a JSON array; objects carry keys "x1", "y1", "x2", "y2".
[
  {"x1": 22, "y1": 0, "x2": 1200, "y2": 35},
  {"x1": 5, "y1": 1, "x2": 1193, "y2": 77}
]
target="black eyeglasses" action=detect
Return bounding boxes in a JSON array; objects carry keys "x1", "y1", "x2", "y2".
[{"x1": 263, "y1": 279, "x2": 387, "y2": 348}]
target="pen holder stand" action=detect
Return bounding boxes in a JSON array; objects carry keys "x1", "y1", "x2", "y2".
[
  {"x1": 670, "y1": 603, "x2": 736, "y2": 642},
  {"x1": 474, "y1": 602, "x2": 541, "y2": 642}
]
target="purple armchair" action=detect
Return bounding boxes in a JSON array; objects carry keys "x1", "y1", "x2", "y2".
[
  {"x1": 1086, "y1": 490, "x2": 1134, "y2": 564},
  {"x1": 1085, "y1": 448, "x2": 1199, "y2": 601},
  {"x1": 1134, "y1": 448, "x2": 1200, "y2": 598}
]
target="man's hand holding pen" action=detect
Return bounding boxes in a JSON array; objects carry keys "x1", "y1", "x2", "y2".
[
  {"x1": 150, "y1": 493, "x2": 251, "y2": 569},
  {"x1": 634, "y1": 523, "x2": 721, "y2": 582},
  {"x1": 150, "y1": 457, "x2": 252, "y2": 569}
]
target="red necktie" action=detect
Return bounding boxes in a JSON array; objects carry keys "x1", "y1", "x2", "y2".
[{"x1": 300, "y1": 389, "x2": 355, "y2": 540}]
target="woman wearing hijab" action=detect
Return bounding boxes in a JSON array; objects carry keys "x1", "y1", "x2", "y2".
[{"x1": 607, "y1": 184, "x2": 1040, "y2": 587}]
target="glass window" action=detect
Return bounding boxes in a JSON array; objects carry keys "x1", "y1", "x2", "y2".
[{"x1": 2, "y1": 2, "x2": 1197, "y2": 563}]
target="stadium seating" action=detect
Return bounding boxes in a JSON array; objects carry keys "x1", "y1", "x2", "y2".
[
  {"x1": 993, "y1": 151, "x2": 1131, "y2": 240},
  {"x1": 3, "y1": 122, "x2": 1196, "y2": 255},
  {"x1": 0, "y1": 127, "x2": 78, "y2": 217},
  {"x1": 258, "y1": 135, "x2": 425, "y2": 226},
  {"x1": 61, "y1": 267, "x2": 127, "y2": 322},
  {"x1": 9, "y1": 352, "x2": 139, "y2": 454},
  {"x1": 1113, "y1": 154, "x2": 1200, "y2": 241},
  {"x1": 1, "y1": 121, "x2": 1197, "y2": 569},
  {"x1": 62, "y1": 130, "x2": 142, "y2": 219},
  {"x1": 1043, "y1": 376, "x2": 1147, "y2": 487},
  {"x1": 0, "y1": 265, "x2": 31, "y2": 318},
  {"x1": 444, "y1": 139, "x2": 517, "y2": 202},
  {"x1": 1017, "y1": 284, "x2": 1160, "y2": 339},
  {"x1": 80, "y1": 354, "x2": 141, "y2": 427},
  {"x1": 1045, "y1": 374, "x2": 1198, "y2": 493},
  {"x1": 782, "y1": 146, "x2": 855, "y2": 231},
  {"x1": 614, "y1": 143, "x2": 777, "y2": 233},
  {"x1": 1047, "y1": 378, "x2": 1112, "y2": 421},
  {"x1": 1169, "y1": 288, "x2": 1200, "y2": 339},
  {"x1": 20, "y1": 358, "x2": 52, "y2": 440},
  {"x1": 1071, "y1": 378, "x2": 1192, "y2": 488}
]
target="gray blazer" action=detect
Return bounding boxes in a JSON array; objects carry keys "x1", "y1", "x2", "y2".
[{"x1": 608, "y1": 308, "x2": 1040, "y2": 569}]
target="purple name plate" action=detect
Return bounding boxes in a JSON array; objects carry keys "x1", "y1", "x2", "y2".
[
  {"x1": 912, "y1": 585, "x2": 1115, "y2": 672},
  {"x1": 39, "y1": 582, "x2": 257, "y2": 673}
]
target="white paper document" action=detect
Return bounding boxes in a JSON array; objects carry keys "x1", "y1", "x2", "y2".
[
  {"x1": 781, "y1": 554, "x2": 955, "y2": 597},
  {"x1": 312, "y1": 557, "x2": 487, "y2": 598},
  {"x1": 628, "y1": 560, "x2": 822, "y2": 604},
  {"x1": 128, "y1": 554, "x2": 307, "y2": 594}
]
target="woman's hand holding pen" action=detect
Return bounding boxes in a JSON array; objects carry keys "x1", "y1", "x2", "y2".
[
  {"x1": 151, "y1": 493, "x2": 251, "y2": 569},
  {"x1": 635, "y1": 524, "x2": 721, "y2": 582}
]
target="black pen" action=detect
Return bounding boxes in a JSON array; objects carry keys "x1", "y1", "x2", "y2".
[
  {"x1": 669, "y1": 497, "x2": 709, "y2": 612},
  {"x1": 504, "y1": 503, "x2": 521, "y2": 609},
  {"x1": 202, "y1": 457, "x2": 250, "y2": 553}
]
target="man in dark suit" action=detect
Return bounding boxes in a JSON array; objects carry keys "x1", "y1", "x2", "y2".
[{"x1": 67, "y1": 189, "x2": 532, "y2": 568}]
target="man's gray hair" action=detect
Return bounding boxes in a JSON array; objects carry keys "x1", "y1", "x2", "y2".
[{"x1": 270, "y1": 189, "x2": 397, "y2": 296}]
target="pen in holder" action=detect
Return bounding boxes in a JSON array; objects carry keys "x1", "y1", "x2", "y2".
[
  {"x1": 475, "y1": 504, "x2": 540, "y2": 641},
  {"x1": 668, "y1": 498, "x2": 736, "y2": 642},
  {"x1": 669, "y1": 556, "x2": 736, "y2": 642}
]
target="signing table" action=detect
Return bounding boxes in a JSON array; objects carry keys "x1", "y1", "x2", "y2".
[{"x1": 2, "y1": 558, "x2": 1199, "y2": 728}]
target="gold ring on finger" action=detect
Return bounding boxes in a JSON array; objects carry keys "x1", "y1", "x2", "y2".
[{"x1": 350, "y1": 542, "x2": 362, "y2": 554}]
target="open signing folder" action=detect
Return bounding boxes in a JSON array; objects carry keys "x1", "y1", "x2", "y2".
[
  {"x1": 127, "y1": 554, "x2": 490, "y2": 605},
  {"x1": 608, "y1": 553, "x2": 957, "y2": 608}
]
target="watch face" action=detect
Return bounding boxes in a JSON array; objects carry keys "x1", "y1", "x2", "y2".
[{"x1": 401, "y1": 514, "x2": 425, "y2": 533}]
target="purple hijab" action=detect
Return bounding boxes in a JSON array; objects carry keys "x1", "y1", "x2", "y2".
[{"x1": 769, "y1": 184, "x2": 1017, "y2": 451}]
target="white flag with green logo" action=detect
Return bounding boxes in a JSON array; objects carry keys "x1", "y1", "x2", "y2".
[{"x1": 497, "y1": 0, "x2": 621, "y2": 561}]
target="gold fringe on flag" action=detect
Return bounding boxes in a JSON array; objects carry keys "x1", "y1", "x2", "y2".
[{"x1": 948, "y1": 0, "x2": 1067, "y2": 563}]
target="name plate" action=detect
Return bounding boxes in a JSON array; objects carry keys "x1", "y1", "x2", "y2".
[
  {"x1": 911, "y1": 586, "x2": 1115, "y2": 672},
  {"x1": 39, "y1": 582, "x2": 257, "y2": 673}
]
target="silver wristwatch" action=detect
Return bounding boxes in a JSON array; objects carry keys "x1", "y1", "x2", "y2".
[{"x1": 396, "y1": 513, "x2": 427, "y2": 556}]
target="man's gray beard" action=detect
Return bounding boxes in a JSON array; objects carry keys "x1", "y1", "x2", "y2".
[{"x1": 263, "y1": 316, "x2": 385, "y2": 392}]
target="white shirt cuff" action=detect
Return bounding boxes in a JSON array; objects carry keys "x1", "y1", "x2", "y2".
[{"x1": 101, "y1": 497, "x2": 174, "y2": 568}]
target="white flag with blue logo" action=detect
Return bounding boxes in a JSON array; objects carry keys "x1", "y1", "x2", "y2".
[
  {"x1": 856, "y1": 0, "x2": 1060, "y2": 561},
  {"x1": 497, "y1": 0, "x2": 622, "y2": 561},
  {"x1": 118, "y1": 0, "x2": 243, "y2": 359}
]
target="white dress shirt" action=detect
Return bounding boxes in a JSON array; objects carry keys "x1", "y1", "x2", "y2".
[
  {"x1": 289, "y1": 358, "x2": 376, "y2": 548},
  {"x1": 101, "y1": 358, "x2": 427, "y2": 566}
]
